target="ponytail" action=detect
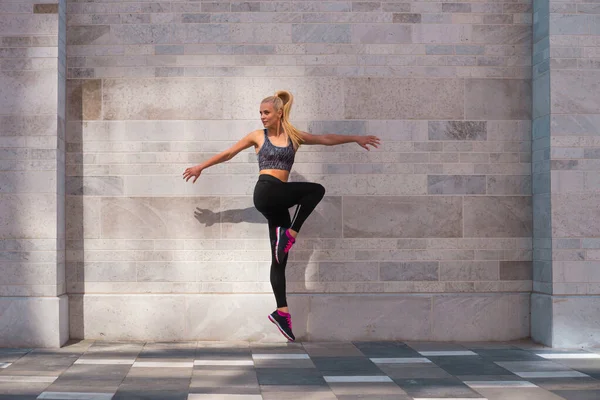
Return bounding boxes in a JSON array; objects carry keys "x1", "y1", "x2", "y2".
[{"x1": 261, "y1": 90, "x2": 303, "y2": 149}]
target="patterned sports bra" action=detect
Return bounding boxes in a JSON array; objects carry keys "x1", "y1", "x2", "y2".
[{"x1": 257, "y1": 129, "x2": 295, "y2": 172}]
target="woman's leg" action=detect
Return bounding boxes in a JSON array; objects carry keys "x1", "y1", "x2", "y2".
[
  {"x1": 265, "y1": 209, "x2": 291, "y2": 310},
  {"x1": 263, "y1": 208, "x2": 296, "y2": 341},
  {"x1": 252, "y1": 176, "x2": 324, "y2": 340},
  {"x1": 273, "y1": 181, "x2": 325, "y2": 263}
]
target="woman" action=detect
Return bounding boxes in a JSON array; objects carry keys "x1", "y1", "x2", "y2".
[{"x1": 183, "y1": 91, "x2": 380, "y2": 341}]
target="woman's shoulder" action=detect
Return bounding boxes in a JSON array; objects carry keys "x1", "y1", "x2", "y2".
[
  {"x1": 249, "y1": 129, "x2": 266, "y2": 151},
  {"x1": 244, "y1": 129, "x2": 264, "y2": 141}
]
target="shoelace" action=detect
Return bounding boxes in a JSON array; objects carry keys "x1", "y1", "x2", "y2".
[{"x1": 286, "y1": 315, "x2": 292, "y2": 330}]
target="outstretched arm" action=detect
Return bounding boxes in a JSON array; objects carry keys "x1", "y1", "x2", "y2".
[
  {"x1": 299, "y1": 131, "x2": 381, "y2": 151},
  {"x1": 183, "y1": 131, "x2": 258, "y2": 183}
]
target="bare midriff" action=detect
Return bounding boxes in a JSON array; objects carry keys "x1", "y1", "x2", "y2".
[{"x1": 260, "y1": 169, "x2": 290, "y2": 182}]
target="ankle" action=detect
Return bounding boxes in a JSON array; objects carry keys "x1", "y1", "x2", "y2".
[
  {"x1": 287, "y1": 228, "x2": 298, "y2": 239},
  {"x1": 277, "y1": 307, "x2": 290, "y2": 314}
]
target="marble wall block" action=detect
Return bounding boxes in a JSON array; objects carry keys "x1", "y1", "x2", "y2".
[
  {"x1": 465, "y1": 79, "x2": 532, "y2": 120},
  {"x1": 380, "y1": 262, "x2": 439, "y2": 281},
  {"x1": 0, "y1": 14, "x2": 59, "y2": 35},
  {"x1": 318, "y1": 262, "x2": 379, "y2": 282},
  {"x1": 472, "y1": 25, "x2": 532, "y2": 45},
  {"x1": 552, "y1": 115, "x2": 600, "y2": 136},
  {"x1": 70, "y1": 294, "x2": 187, "y2": 340},
  {"x1": 412, "y1": 24, "x2": 471, "y2": 44},
  {"x1": 428, "y1": 175, "x2": 486, "y2": 195},
  {"x1": 0, "y1": 194, "x2": 57, "y2": 239},
  {"x1": 231, "y1": 24, "x2": 292, "y2": 44},
  {"x1": 102, "y1": 78, "x2": 225, "y2": 120},
  {"x1": 549, "y1": 15, "x2": 590, "y2": 36},
  {"x1": 428, "y1": 121, "x2": 487, "y2": 141},
  {"x1": 1, "y1": 71, "x2": 58, "y2": 115},
  {"x1": 222, "y1": 77, "x2": 345, "y2": 120},
  {"x1": 344, "y1": 78, "x2": 464, "y2": 119},
  {"x1": 553, "y1": 296, "x2": 600, "y2": 347},
  {"x1": 432, "y1": 294, "x2": 530, "y2": 341},
  {"x1": 67, "y1": 25, "x2": 111, "y2": 45},
  {"x1": 439, "y1": 261, "x2": 499, "y2": 281},
  {"x1": 351, "y1": 24, "x2": 412, "y2": 44},
  {"x1": 308, "y1": 295, "x2": 432, "y2": 340},
  {"x1": 100, "y1": 197, "x2": 221, "y2": 239},
  {"x1": 464, "y1": 196, "x2": 532, "y2": 237},
  {"x1": 500, "y1": 261, "x2": 533, "y2": 280},
  {"x1": 552, "y1": 70, "x2": 600, "y2": 114},
  {"x1": 0, "y1": 296, "x2": 68, "y2": 347},
  {"x1": 487, "y1": 176, "x2": 532, "y2": 195},
  {"x1": 552, "y1": 193, "x2": 600, "y2": 238},
  {"x1": 66, "y1": 176, "x2": 124, "y2": 196},
  {"x1": 308, "y1": 120, "x2": 366, "y2": 135},
  {"x1": 0, "y1": 171, "x2": 56, "y2": 193},
  {"x1": 292, "y1": 24, "x2": 351, "y2": 43},
  {"x1": 343, "y1": 196, "x2": 463, "y2": 238}
]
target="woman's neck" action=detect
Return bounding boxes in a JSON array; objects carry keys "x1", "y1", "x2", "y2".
[{"x1": 267, "y1": 123, "x2": 285, "y2": 136}]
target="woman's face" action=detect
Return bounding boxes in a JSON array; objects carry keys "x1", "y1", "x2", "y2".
[{"x1": 259, "y1": 102, "x2": 281, "y2": 129}]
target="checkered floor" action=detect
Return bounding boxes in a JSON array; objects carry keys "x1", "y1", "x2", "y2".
[{"x1": 1, "y1": 340, "x2": 600, "y2": 399}]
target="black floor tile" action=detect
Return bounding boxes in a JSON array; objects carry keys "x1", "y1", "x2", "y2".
[
  {"x1": 113, "y1": 388, "x2": 188, "y2": 400},
  {"x1": 352, "y1": 341, "x2": 421, "y2": 358},
  {"x1": 428, "y1": 356, "x2": 515, "y2": 376},
  {"x1": 552, "y1": 390, "x2": 600, "y2": 400},
  {"x1": 393, "y1": 378, "x2": 484, "y2": 398},
  {"x1": 311, "y1": 356, "x2": 382, "y2": 375}
]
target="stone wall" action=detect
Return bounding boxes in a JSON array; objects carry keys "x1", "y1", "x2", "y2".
[
  {"x1": 63, "y1": 0, "x2": 534, "y2": 341},
  {"x1": 532, "y1": 0, "x2": 600, "y2": 347},
  {"x1": 0, "y1": 0, "x2": 68, "y2": 347},
  {"x1": 0, "y1": 0, "x2": 536, "y2": 343}
]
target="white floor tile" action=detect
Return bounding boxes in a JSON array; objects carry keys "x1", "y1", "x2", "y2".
[
  {"x1": 194, "y1": 359, "x2": 254, "y2": 366},
  {"x1": 413, "y1": 398, "x2": 487, "y2": 400},
  {"x1": 0, "y1": 376, "x2": 58, "y2": 383},
  {"x1": 37, "y1": 393, "x2": 114, "y2": 400},
  {"x1": 515, "y1": 371, "x2": 590, "y2": 378},
  {"x1": 535, "y1": 353, "x2": 600, "y2": 359},
  {"x1": 251, "y1": 354, "x2": 309, "y2": 360},
  {"x1": 75, "y1": 359, "x2": 135, "y2": 365},
  {"x1": 132, "y1": 361, "x2": 194, "y2": 368},
  {"x1": 187, "y1": 395, "x2": 263, "y2": 400},
  {"x1": 370, "y1": 357, "x2": 431, "y2": 364},
  {"x1": 419, "y1": 351, "x2": 478, "y2": 356},
  {"x1": 464, "y1": 381, "x2": 538, "y2": 388},
  {"x1": 324, "y1": 375, "x2": 393, "y2": 383}
]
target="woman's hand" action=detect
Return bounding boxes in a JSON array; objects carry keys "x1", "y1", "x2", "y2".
[
  {"x1": 183, "y1": 165, "x2": 203, "y2": 183},
  {"x1": 357, "y1": 135, "x2": 381, "y2": 151}
]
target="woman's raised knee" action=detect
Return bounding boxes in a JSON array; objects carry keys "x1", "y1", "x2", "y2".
[{"x1": 315, "y1": 183, "x2": 325, "y2": 199}]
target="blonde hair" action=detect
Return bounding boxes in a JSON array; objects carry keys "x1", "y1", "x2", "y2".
[{"x1": 261, "y1": 90, "x2": 303, "y2": 149}]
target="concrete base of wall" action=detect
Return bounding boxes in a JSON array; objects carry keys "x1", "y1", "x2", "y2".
[
  {"x1": 0, "y1": 295, "x2": 69, "y2": 348},
  {"x1": 69, "y1": 293, "x2": 530, "y2": 342},
  {"x1": 532, "y1": 293, "x2": 600, "y2": 348}
]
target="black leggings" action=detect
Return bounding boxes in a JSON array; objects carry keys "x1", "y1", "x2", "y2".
[{"x1": 253, "y1": 174, "x2": 325, "y2": 308}]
